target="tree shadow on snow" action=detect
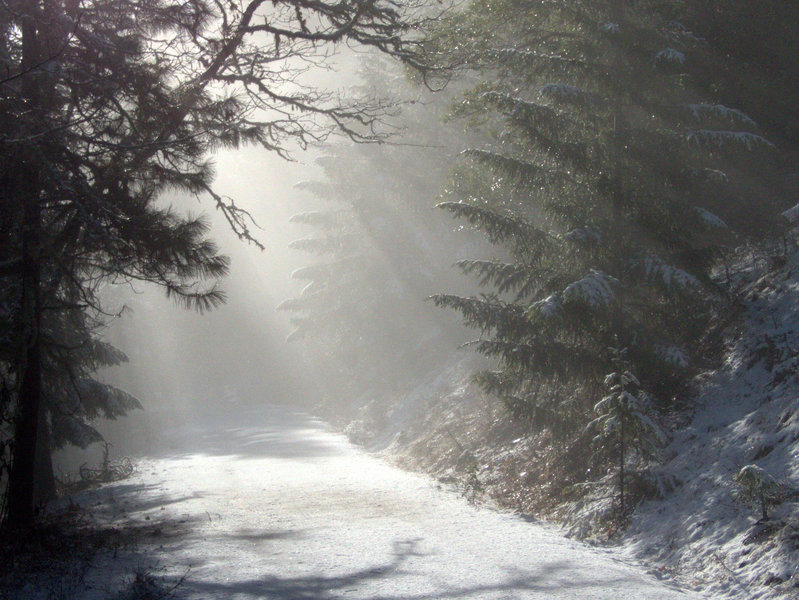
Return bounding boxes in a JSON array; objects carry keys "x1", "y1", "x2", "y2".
[
  {"x1": 174, "y1": 538, "x2": 639, "y2": 600},
  {"x1": 221, "y1": 527, "x2": 304, "y2": 543},
  {"x1": 73, "y1": 481, "x2": 207, "y2": 515}
]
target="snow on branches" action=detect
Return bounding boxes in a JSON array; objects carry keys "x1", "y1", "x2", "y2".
[
  {"x1": 563, "y1": 270, "x2": 618, "y2": 309},
  {"x1": 685, "y1": 129, "x2": 774, "y2": 150},
  {"x1": 683, "y1": 104, "x2": 756, "y2": 127},
  {"x1": 629, "y1": 254, "x2": 700, "y2": 293}
]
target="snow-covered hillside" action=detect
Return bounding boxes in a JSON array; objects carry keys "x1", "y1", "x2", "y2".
[
  {"x1": 624, "y1": 245, "x2": 799, "y2": 599},
  {"x1": 340, "y1": 243, "x2": 799, "y2": 600}
]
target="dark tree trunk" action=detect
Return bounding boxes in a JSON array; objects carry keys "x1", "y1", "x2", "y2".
[
  {"x1": 5, "y1": 9, "x2": 43, "y2": 530},
  {"x1": 34, "y1": 410, "x2": 56, "y2": 505},
  {"x1": 6, "y1": 201, "x2": 43, "y2": 530},
  {"x1": 619, "y1": 419, "x2": 625, "y2": 516}
]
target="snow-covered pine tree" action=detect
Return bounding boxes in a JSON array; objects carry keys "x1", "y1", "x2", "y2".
[
  {"x1": 683, "y1": 1, "x2": 799, "y2": 150},
  {"x1": 588, "y1": 348, "x2": 666, "y2": 515},
  {"x1": 428, "y1": 0, "x2": 778, "y2": 437}
]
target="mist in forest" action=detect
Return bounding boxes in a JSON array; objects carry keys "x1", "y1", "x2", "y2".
[
  {"x1": 7, "y1": 3, "x2": 799, "y2": 597},
  {"x1": 53, "y1": 55, "x2": 474, "y2": 469}
]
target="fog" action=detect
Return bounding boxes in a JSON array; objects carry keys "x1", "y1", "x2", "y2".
[
  {"x1": 52, "y1": 54, "x2": 477, "y2": 471},
  {"x1": 103, "y1": 147, "x2": 319, "y2": 409}
]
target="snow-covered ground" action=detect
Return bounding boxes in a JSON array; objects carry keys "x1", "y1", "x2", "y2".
[
  {"x1": 38, "y1": 405, "x2": 703, "y2": 599},
  {"x1": 354, "y1": 243, "x2": 799, "y2": 600},
  {"x1": 623, "y1": 247, "x2": 799, "y2": 599}
]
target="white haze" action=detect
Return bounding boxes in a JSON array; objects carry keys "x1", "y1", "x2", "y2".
[
  {"x1": 54, "y1": 50, "x2": 468, "y2": 470},
  {"x1": 78, "y1": 147, "x2": 324, "y2": 460}
]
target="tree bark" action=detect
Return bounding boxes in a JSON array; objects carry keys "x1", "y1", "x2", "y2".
[
  {"x1": 6, "y1": 203, "x2": 43, "y2": 528},
  {"x1": 34, "y1": 410, "x2": 56, "y2": 505},
  {"x1": 619, "y1": 419, "x2": 625, "y2": 516},
  {"x1": 5, "y1": 5, "x2": 43, "y2": 530}
]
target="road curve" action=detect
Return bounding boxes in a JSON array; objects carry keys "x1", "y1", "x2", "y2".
[{"x1": 83, "y1": 405, "x2": 702, "y2": 600}]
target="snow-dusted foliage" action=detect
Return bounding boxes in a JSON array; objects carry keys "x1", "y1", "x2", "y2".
[
  {"x1": 782, "y1": 203, "x2": 799, "y2": 224},
  {"x1": 665, "y1": 21, "x2": 704, "y2": 42},
  {"x1": 540, "y1": 83, "x2": 581, "y2": 98},
  {"x1": 591, "y1": 371, "x2": 667, "y2": 451},
  {"x1": 431, "y1": 0, "x2": 759, "y2": 438},
  {"x1": 455, "y1": 259, "x2": 529, "y2": 295},
  {"x1": 437, "y1": 202, "x2": 550, "y2": 248},
  {"x1": 653, "y1": 344, "x2": 690, "y2": 368},
  {"x1": 733, "y1": 464, "x2": 789, "y2": 519},
  {"x1": 488, "y1": 47, "x2": 539, "y2": 62},
  {"x1": 562, "y1": 226, "x2": 602, "y2": 245},
  {"x1": 683, "y1": 104, "x2": 756, "y2": 127},
  {"x1": 495, "y1": 50, "x2": 586, "y2": 72},
  {"x1": 654, "y1": 48, "x2": 686, "y2": 65},
  {"x1": 630, "y1": 254, "x2": 700, "y2": 292},
  {"x1": 598, "y1": 22, "x2": 620, "y2": 35},
  {"x1": 460, "y1": 149, "x2": 566, "y2": 188},
  {"x1": 623, "y1": 243, "x2": 799, "y2": 598},
  {"x1": 530, "y1": 293, "x2": 562, "y2": 318},
  {"x1": 697, "y1": 168, "x2": 729, "y2": 184},
  {"x1": 693, "y1": 206, "x2": 728, "y2": 229},
  {"x1": 563, "y1": 271, "x2": 618, "y2": 308},
  {"x1": 685, "y1": 129, "x2": 774, "y2": 150},
  {"x1": 587, "y1": 362, "x2": 668, "y2": 513},
  {"x1": 539, "y1": 83, "x2": 591, "y2": 105},
  {"x1": 428, "y1": 0, "x2": 788, "y2": 563},
  {"x1": 480, "y1": 91, "x2": 557, "y2": 123}
]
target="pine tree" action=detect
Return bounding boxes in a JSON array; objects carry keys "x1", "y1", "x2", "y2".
[
  {"x1": 588, "y1": 348, "x2": 666, "y2": 515},
  {"x1": 0, "y1": 0, "x2": 441, "y2": 529},
  {"x1": 428, "y1": 0, "x2": 781, "y2": 469},
  {"x1": 279, "y1": 59, "x2": 470, "y2": 406},
  {"x1": 37, "y1": 296, "x2": 144, "y2": 501},
  {"x1": 683, "y1": 1, "x2": 799, "y2": 149}
]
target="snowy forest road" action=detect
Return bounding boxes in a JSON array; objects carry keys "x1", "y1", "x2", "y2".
[{"x1": 81, "y1": 405, "x2": 701, "y2": 600}]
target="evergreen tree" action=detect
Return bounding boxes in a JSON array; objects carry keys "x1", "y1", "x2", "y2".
[
  {"x1": 588, "y1": 347, "x2": 666, "y2": 515},
  {"x1": 0, "y1": 0, "x2": 440, "y2": 529},
  {"x1": 427, "y1": 0, "x2": 782, "y2": 481},
  {"x1": 683, "y1": 1, "x2": 799, "y2": 149},
  {"x1": 37, "y1": 295, "x2": 143, "y2": 502},
  {"x1": 280, "y1": 59, "x2": 471, "y2": 407}
]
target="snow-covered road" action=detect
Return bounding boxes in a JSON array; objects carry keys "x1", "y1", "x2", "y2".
[{"x1": 83, "y1": 405, "x2": 701, "y2": 599}]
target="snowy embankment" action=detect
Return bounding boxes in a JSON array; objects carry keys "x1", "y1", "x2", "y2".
[
  {"x1": 30, "y1": 406, "x2": 700, "y2": 599},
  {"x1": 349, "y1": 245, "x2": 799, "y2": 600},
  {"x1": 624, "y1": 247, "x2": 799, "y2": 599}
]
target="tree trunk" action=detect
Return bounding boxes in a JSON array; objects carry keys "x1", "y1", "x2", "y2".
[
  {"x1": 5, "y1": 8, "x2": 43, "y2": 531},
  {"x1": 34, "y1": 410, "x2": 56, "y2": 505},
  {"x1": 6, "y1": 201, "x2": 43, "y2": 530}
]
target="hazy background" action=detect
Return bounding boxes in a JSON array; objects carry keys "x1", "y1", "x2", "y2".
[{"x1": 50, "y1": 51, "x2": 476, "y2": 472}]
